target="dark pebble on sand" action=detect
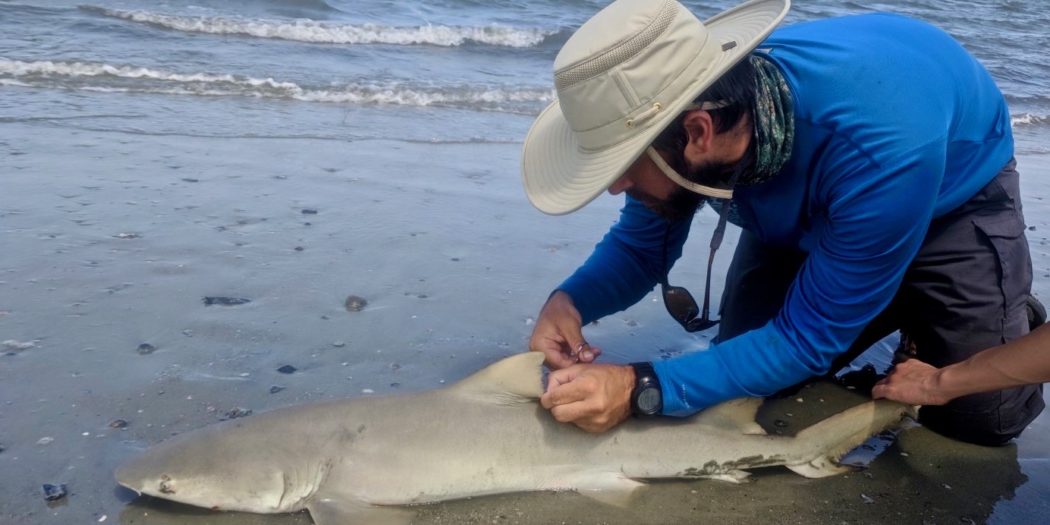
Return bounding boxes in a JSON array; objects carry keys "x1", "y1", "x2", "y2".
[
  {"x1": 42, "y1": 484, "x2": 67, "y2": 501},
  {"x1": 109, "y1": 419, "x2": 129, "y2": 429},
  {"x1": 294, "y1": 246, "x2": 304, "y2": 252},
  {"x1": 277, "y1": 365, "x2": 297, "y2": 374},
  {"x1": 203, "y1": 296, "x2": 251, "y2": 306},
  {"x1": 181, "y1": 178, "x2": 199, "y2": 183},
  {"x1": 302, "y1": 208, "x2": 318, "y2": 215},
  {"x1": 136, "y1": 343, "x2": 156, "y2": 355},
  {"x1": 344, "y1": 295, "x2": 367, "y2": 312},
  {"x1": 270, "y1": 385, "x2": 286, "y2": 394},
  {"x1": 222, "y1": 408, "x2": 253, "y2": 420},
  {"x1": 1029, "y1": 226, "x2": 1036, "y2": 231}
]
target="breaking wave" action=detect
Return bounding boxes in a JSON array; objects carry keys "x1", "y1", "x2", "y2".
[
  {"x1": 0, "y1": 58, "x2": 554, "y2": 113},
  {"x1": 1012, "y1": 113, "x2": 1050, "y2": 128},
  {"x1": 79, "y1": 5, "x2": 556, "y2": 48}
]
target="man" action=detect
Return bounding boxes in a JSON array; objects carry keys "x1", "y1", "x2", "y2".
[{"x1": 521, "y1": 0, "x2": 1044, "y2": 445}]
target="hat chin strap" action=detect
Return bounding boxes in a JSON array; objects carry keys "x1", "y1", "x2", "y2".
[{"x1": 646, "y1": 147, "x2": 733, "y2": 199}]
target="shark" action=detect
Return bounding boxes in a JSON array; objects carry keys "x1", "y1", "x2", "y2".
[{"x1": 116, "y1": 352, "x2": 913, "y2": 524}]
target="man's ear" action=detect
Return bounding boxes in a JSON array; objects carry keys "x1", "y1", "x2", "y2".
[{"x1": 681, "y1": 110, "x2": 715, "y2": 164}]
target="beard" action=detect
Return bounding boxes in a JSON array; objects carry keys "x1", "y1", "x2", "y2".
[
  {"x1": 630, "y1": 185, "x2": 703, "y2": 222},
  {"x1": 631, "y1": 152, "x2": 739, "y2": 222}
]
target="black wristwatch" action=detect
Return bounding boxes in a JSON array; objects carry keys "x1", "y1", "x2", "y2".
[{"x1": 629, "y1": 362, "x2": 663, "y2": 416}]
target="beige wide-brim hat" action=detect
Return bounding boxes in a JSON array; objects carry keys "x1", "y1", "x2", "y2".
[{"x1": 522, "y1": 0, "x2": 790, "y2": 215}]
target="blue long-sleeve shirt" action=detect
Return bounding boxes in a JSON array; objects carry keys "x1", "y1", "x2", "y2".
[{"x1": 557, "y1": 13, "x2": 1014, "y2": 416}]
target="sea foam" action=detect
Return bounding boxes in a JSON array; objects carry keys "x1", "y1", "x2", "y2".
[
  {"x1": 80, "y1": 6, "x2": 555, "y2": 48},
  {"x1": 0, "y1": 58, "x2": 554, "y2": 113}
]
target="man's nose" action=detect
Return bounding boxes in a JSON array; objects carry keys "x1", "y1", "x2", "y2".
[{"x1": 608, "y1": 175, "x2": 632, "y2": 195}]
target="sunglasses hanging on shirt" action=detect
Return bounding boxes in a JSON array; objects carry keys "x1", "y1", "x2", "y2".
[{"x1": 660, "y1": 164, "x2": 742, "y2": 332}]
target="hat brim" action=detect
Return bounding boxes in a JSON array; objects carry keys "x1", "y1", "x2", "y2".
[{"x1": 522, "y1": 0, "x2": 790, "y2": 215}]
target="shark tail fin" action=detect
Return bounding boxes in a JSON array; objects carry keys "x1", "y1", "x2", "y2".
[
  {"x1": 450, "y1": 352, "x2": 546, "y2": 404},
  {"x1": 786, "y1": 400, "x2": 914, "y2": 478}
]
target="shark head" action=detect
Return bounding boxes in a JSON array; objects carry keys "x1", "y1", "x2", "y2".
[{"x1": 116, "y1": 421, "x2": 320, "y2": 513}]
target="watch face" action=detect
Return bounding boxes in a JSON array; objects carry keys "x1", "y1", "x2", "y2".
[{"x1": 637, "y1": 386, "x2": 661, "y2": 413}]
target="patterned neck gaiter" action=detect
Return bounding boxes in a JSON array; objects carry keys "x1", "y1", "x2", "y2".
[
  {"x1": 744, "y1": 54, "x2": 795, "y2": 187},
  {"x1": 706, "y1": 55, "x2": 795, "y2": 229}
]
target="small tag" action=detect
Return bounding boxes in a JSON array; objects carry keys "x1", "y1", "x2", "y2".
[{"x1": 721, "y1": 41, "x2": 737, "y2": 51}]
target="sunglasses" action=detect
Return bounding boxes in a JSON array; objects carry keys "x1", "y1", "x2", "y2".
[{"x1": 660, "y1": 188, "x2": 733, "y2": 333}]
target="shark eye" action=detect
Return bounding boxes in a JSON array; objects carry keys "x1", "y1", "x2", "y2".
[{"x1": 159, "y1": 475, "x2": 176, "y2": 494}]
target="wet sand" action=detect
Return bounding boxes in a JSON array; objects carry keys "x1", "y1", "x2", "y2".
[{"x1": 1, "y1": 123, "x2": 1047, "y2": 524}]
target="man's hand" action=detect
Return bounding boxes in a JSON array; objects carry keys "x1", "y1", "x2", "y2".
[
  {"x1": 529, "y1": 291, "x2": 601, "y2": 369},
  {"x1": 540, "y1": 363, "x2": 634, "y2": 433},
  {"x1": 872, "y1": 358, "x2": 951, "y2": 406}
]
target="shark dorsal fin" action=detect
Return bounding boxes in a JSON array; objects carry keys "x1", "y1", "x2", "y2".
[
  {"x1": 695, "y1": 397, "x2": 766, "y2": 435},
  {"x1": 450, "y1": 352, "x2": 545, "y2": 404}
]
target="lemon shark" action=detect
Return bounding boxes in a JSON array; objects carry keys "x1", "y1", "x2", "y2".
[{"x1": 116, "y1": 352, "x2": 912, "y2": 524}]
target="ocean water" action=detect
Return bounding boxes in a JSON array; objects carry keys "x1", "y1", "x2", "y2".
[
  {"x1": 1, "y1": 0, "x2": 1048, "y2": 151},
  {"x1": 2, "y1": 1, "x2": 1050, "y2": 524}
]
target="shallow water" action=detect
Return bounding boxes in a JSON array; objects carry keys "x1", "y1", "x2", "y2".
[{"x1": 2, "y1": 0, "x2": 1049, "y2": 523}]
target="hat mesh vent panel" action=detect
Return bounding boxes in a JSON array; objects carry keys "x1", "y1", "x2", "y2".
[{"x1": 555, "y1": 0, "x2": 677, "y2": 91}]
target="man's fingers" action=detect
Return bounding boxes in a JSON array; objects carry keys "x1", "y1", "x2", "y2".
[
  {"x1": 565, "y1": 338, "x2": 587, "y2": 359},
  {"x1": 541, "y1": 367, "x2": 591, "y2": 412},
  {"x1": 531, "y1": 336, "x2": 577, "y2": 369},
  {"x1": 871, "y1": 370, "x2": 898, "y2": 399},
  {"x1": 579, "y1": 346, "x2": 602, "y2": 363},
  {"x1": 544, "y1": 348, "x2": 578, "y2": 370},
  {"x1": 554, "y1": 318, "x2": 589, "y2": 358},
  {"x1": 561, "y1": 338, "x2": 604, "y2": 364},
  {"x1": 542, "y1": 385, "x2": 581, "y2": 410},
  {"x1": 550, "y1": 403, "x2": 589, "y2": 425},
  {"x1": 544, "y1": 367, "x2": 583, "y2": 394}
]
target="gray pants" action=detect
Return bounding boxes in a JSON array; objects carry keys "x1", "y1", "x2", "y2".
[{"x1": 718, "y1": 160, "x2": 1044, "y2": 446}]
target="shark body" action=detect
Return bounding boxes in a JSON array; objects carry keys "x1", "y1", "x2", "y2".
[{"x1": 116, "y1": 352, "x2": 912, "y2": 524}]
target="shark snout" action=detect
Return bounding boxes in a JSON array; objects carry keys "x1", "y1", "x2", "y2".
[
  {"x1": 114, "y1": 441, "x2": 296, "y2": 513},
  {"x1": 114, "y1": 461, "x2": 150, "y2": 496},
  {"x1": 115, "y1": 452, "x2": 179, "y2": 499}
]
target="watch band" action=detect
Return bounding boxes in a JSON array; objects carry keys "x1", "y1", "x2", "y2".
[{"x1": 629, "y1": 361, "x2": 663, "y2": 416}]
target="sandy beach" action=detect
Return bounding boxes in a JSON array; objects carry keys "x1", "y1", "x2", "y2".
[{"x1": 2, "y1": 121, "x2": 1049, "y2": 523}]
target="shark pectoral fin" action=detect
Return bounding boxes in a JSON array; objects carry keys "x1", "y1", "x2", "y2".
[
  {"x1": 307, "y1": 498, "x2": 413, "y2": 525},
  {"x1": 451, "y1": 352, "x2": 546, "y2": 404},
  {"x1": 694, "y1": 397, "x2": 766, "y2": 435},
  {"x1": 785, "y1": 458, "x2": 855, "y2": 478},
  {"x1": 569, "y1": 472, "x2": 646, "y2": 508}
]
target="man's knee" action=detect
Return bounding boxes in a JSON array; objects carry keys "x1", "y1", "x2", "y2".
[{"x1": 919, "y1": 384, "x2": 1044, "y2": 446}]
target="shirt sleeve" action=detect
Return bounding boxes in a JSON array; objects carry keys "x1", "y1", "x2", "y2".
[
  {"x1": 655, "y1": 144, "x2": 945, "y2": 416},
  {"x1": 557, "y1": 196, "x2": 693, "y2": 324}
]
